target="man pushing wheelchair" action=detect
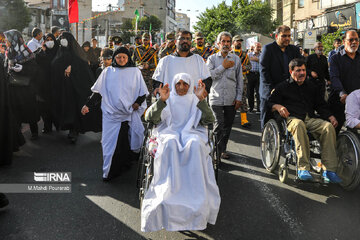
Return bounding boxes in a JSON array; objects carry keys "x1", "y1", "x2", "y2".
[{"x1": 268, "y1": 58, "x2": 342, "y2": 183}]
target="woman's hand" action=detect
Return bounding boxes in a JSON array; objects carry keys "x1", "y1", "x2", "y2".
[
  {"x1": 81, "y1": 105, "x2": 89, "y2": 115},
  {"x1": 159, "y1": 83, "x2": 170, "y2": 102},
  {"x1": 65, "y1": 65, "x2": 71, "y2": 77},
  {"x1": 194, "y1": 80, "x2": 206, "y2": 101},
  {"x1": 132, "y1": 103, "x2": 140, "y2": 110}
]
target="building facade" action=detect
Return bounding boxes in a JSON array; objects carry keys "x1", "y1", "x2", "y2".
[{"x1": 175, "y1": 12, "x2": 190, "y2": 31}]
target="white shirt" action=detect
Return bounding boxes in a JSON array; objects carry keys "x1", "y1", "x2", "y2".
[{"x1": 27, "y1": 38, "x2": 42, "y2": 52}]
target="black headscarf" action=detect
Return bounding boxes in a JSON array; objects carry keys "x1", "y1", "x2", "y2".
[
  {"x1": 4, "y1": 29, "x2": 34, "y2": 64},
  {"x1": 112, "y1": 47, "x2": 135, "y2": 68},
  {"x1": 44, "y1": 33, "x2": 59, "y2": 59},
  {"x1": 54, "y1": 31, "x2": 88, "y2": 64}
]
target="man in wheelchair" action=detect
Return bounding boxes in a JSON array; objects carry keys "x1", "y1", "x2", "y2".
[
  {"x1": 268, "y1": 58, "x2": 342, "y2": 183},
  {"x1": 140, "y1": 73, "x2": 221, "y2": 232}
]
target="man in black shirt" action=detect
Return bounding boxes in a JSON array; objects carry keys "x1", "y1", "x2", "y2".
[
  {"x1": 306, "y1": 42, "x2": 329, "y2": 100},
  {"x1": 269, "y1": 58, "x2": 341, "y2": 183}
]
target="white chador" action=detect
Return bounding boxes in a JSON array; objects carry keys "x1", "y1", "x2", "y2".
[
  {"x1": 152, "y1": 54, "x2": 211, "y2": 90},
  {"x1": 91, "y1": 66, "x2": 148, "y2": 178},
  {"x1": 141, "y1": 73, "x2": 221, "y2": 232}
]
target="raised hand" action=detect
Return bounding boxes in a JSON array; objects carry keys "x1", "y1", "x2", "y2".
[
  {"x1": 194, "y1": 80, "x2": 206, "y2": 101},
  {"x1": 159, "y1": 83, "x2": 170, "y2": 102}
]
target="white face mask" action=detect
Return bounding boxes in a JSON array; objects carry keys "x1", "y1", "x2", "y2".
[
  {"x1": 60, "y1": 39, "x2": 68, "y2": 47},
  {"x1": 45, "y1": 41, "x2": 54, "y2": 49}
]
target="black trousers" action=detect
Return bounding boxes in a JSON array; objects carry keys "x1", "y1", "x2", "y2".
[
  {"x1": 211, "y1": 105, "x2": 236, "y2": 154},
  {"x1": 328, "y1": 92, "x2": 345, "y2": 135},
  {"x1": 247, "y1": 71, "x2": 260, "y2": 111}
]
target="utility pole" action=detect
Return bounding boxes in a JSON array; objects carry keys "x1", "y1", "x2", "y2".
[{"x1": 105, "y1": 4, "x2": 112, "y2": 44}]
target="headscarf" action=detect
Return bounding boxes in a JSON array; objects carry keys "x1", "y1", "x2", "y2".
[
  {"x1": 44, "y1": 33, "x2": 59, "y2": 58},
  {"x1": 4, "y1": 29, "x2": 34, "y2": 64},
  {"x1": 55, "y1": 31, "x2": 88, "y2": 63},
  {"x1": 112, "y1": 46, "x2": 135, "y2": 68}
]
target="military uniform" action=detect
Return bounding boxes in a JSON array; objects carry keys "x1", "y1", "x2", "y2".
[
  {"x1": 159, "y1": 32, "x2": 176, "y2": 59},
  {"x1": 191, "y1": 32, "x2": 214, "y2": 61},
  {"x1": 231, "y1": 35, "x2": 252, "y2": 127},
  {"x1": 132, "y1": 33, "x2": 158, "y2": 105}
]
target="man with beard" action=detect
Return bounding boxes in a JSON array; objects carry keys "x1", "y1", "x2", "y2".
[
  {"x1": 207, "y1": 32, "x2": 243, "y2": 160},
  {"x1": 329, "y1": 29, "x2": 360, "y2": 133},
  {"x1": 135, "y1": 35, "x2": 142, "y2": 47},
  {"x1": 306, "y1": 42, "x2": 329, "y2": 100},
  {"x1": 191, "y1": 32, "x2": 214, "y2": 61},
  {"x1": 152, "y1": 30, "x2": 212, "y2": 95},
  {"x1": 133, "y1": 33, "x2": 158, "y2": 105},
  {"x1": 268, "y1": 58, "x2": 341, "y2": 183},
  {"x1": 158, "y1": 32, "x2": 176, "y2": 59},
  {"x1": 259, "y1": 25, "x2": 302, "y2": 128},
  {"x1": 231, "y1": 35, "x2": 252, "y2": 128}
]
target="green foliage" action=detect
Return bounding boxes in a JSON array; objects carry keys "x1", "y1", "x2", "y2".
[
  {"x1": 120, "y1": 18, "x2": 135, "y2": 43},
  {"x1": 0, "y1": 0, "x2": 31, "y2": 32},
  {"x1": 132, "y1": 15, "x2": 162, "y2": 39},
  {"x1": 321, "y1": 28, "x2": 343, "y2": 56},
  {"x1": 194, "y1": 0, "x2": 277, "y2": 43}
]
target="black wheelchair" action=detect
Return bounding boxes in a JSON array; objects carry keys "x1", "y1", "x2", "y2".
[
  {"x1": 260, "y1": 116, "x2": 323, "y2": 184},
  {"x1": 336, "y1": 128, "x2": 360, "y2": 190},
  {"x1": 136, "y1": 122, "x2": 220, "y2": 207}
]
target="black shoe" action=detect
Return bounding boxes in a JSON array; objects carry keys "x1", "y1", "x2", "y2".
[
  {"x1": 0, "y1": 193, "x2": 9, "y2": 208},
  {"x1": 241, "y1": 122, "x2": 252, "y2": 128},
  {"x1": 102, "y1": 177, "x2": 110, "y2": 182},
  {"x1": 42, "y1": 128, "x2": 52, "y2": 134}
]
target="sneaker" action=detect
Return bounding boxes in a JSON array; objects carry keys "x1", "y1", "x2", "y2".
[
  {"x1": 241, "y1": 122, "x2": 252, "y2": 128},
  {"x1": 323, "y1": 171, "x2": 342, "y2": 183},
  {"x1": 297, "y1": 170, "x2": 313, "y2": 181}
]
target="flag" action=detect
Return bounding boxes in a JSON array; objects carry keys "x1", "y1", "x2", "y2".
[
  {"x1": 160, "y1": 32, "x2": 164, "y2": 45},
  {"x1": 68, "y1": 0, "x2": 79, "y2": 23},
  {"x1": 149, "y1": 23, "x2": 152, "y2": 47},
  {"x1": 134, "y1": 9, "x2": 140, "y2": 33}
]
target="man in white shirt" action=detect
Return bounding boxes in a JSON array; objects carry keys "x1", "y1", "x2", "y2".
[{"x1": 27, "y1": 27, "x2": 43, "y2": 52}]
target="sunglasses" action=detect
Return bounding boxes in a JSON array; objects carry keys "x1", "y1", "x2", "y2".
[{"x1": 345, "y1": 38, "x2": 359, "y2": 43}]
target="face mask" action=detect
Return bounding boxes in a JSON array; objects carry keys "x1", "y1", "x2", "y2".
[
  {"x1": 45, "y1": 41, "x2": 54, "y2": 49},
  {"x1": 60, "y1": 39, "x2": 68, "y2": 47}
]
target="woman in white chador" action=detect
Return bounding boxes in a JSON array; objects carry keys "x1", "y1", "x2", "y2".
[
  {"x1": 82, "y1": 47, "x2": 148, "y2": 181},
  {"x1": 141, "y1": 72, "x2": 221, "y2": 232}
]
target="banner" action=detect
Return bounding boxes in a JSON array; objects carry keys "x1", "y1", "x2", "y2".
[{"x1": 68, "y1": 0, "x2": 79, "y2": 24}]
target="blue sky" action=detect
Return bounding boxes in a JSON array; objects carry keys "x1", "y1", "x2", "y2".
[{"x1": 92, "y1": 0, "x2": 232, "y2": 30}]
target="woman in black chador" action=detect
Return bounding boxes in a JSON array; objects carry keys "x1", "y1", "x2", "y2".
[
  {"x1": 3, "y1": 29, "x2": 40, "y2": 140},
  {"x1": 51, "y1": 32, "x2": 101, "y2": 143},
  {"x1": 35, "y1": 33, "x2": 59, "y2": 133}
]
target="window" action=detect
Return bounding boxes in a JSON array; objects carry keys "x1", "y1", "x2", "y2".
[
  {"x1": 298, "y1": 0, "x2": 304, "y2": 7},
  {"x1": 53, "y1": 0, "x2": 58, "y2": 8},
  {"x1": 60, "y1": 0, "x2": 66, "y2": 9}
]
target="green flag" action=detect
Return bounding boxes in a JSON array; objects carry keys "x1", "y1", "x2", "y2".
[{"x1": 134, "y1": 9, "x2": 140, "y2": 22}]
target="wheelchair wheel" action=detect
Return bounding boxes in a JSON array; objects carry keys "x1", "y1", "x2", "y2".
[
  {"x1": 337, "y1": 131, "x2": 360, "y2": 191},
  {"x1": 209, "y1": 130, "x2": 219, "y2": 181},
  {"x1": 261, "y1": 119, "x2": 281, "y2": 172},
  {"x1": 279, "y1": 164, "x2": 288, "y2": 183}
]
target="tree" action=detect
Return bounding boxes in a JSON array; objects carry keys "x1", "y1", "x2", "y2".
[
  {"x1": 194, "y1": 2, "x2": 237, "y2": 43},
  {"x1": 194, "y1": 0, "x2": 277, "y2": 43},
  {"x1": 233, "y1": 0, "x2": 278, "y2": 35},
  {"x1": 321, "y1": 28, "x2": 343, "y2": 57},
  {"x1": 132, "y1": 15, "x2": 162, "y2": 39},
  {"x1": 0, "y1": 0, "x2": 31, "y2": 32},
  {"x1": 120, "y1": 18, "x2": 135, "y2": 43}
]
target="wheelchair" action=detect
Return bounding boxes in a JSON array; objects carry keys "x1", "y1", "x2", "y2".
[
  {"x1": 260, "y1": 116, "x2": 324, "y2": 184},
  {"x1": 336, "y1": 128, "x2": 360, "y2": 190},
  {"x1": 136, "y1": 122, "x2": 220, "y2": 207}
]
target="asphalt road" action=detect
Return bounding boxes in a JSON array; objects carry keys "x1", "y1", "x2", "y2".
[{"x1": 1, "y1": 112, "x2": 360, "y2": 240}]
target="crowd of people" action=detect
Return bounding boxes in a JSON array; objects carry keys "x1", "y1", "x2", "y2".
[{"x1": 1, "y1": 23, "x2": 359, "y2": 231}]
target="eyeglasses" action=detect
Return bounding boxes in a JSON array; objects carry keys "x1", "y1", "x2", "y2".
[
  {"x1": 102, "y1": 57, "x2": 112, "y2": 60},
  {"x1": 345, "y1": 38, "x2": 359, "y2": 43},
  {"x1": 177, "y1": 37, "x2": 192, "y2": 41}
]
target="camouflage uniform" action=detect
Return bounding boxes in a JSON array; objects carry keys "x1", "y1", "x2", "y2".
[
  {"x1": 158, "y1": 32, "x2": 176, "y2": 59},
  {"x1": 191, "y1": 32, "x2": 214, "y2": 61},
  {"x1": 132, "y1": 33, "x2": 158, "y2": 106}
]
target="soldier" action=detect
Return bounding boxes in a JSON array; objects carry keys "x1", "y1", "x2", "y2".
[
  {"x1": 112, "y1": 36, "x2": 122, "y2": 49},
  {"x1": 132, "y1": 32, "x2": 158, "y2": 105},
  {"x1": 135, "y1": 35, "x2": 142, "y2": 47},
  {"x1": 107, "y1": 36, "x2": 114, "y2": 49},
  {"x1": 191, "y1": 32, "x2": 214, "y2": 61},
  {"x1": 158, "y1": 32, "x2": 176, "y2": 59},
  {"x1": 231, "y1": 35, "x2": 252, "y2": 128}
]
